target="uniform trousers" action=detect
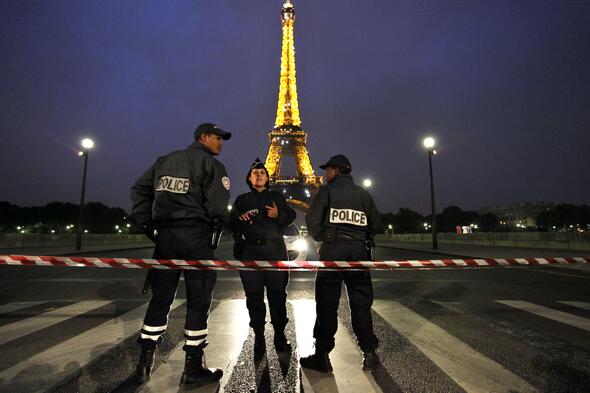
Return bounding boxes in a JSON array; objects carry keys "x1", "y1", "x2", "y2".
[
  {"x1": 313, "y1": 240, "x2": 379, "y2": 353},
  {"x1": 238, "y1": 240, "x2": 289, "y2": 331},
  {"x1": 140, "y1": 224, "x2": 216, "y2": 353}
]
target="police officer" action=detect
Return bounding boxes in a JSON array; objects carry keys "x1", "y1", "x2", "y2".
[
  {"x1": 130, "y1": 123, "x2": 231, "y2": 387},
  {"x1": 300, "y1": 154, "x2": 381, "y2": 372},
  {"x1": 229, "y1": 158, "x2": 296, "y2": 357}
]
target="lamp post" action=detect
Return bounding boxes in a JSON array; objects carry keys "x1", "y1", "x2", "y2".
[
  {"x1": 75, "y1": 138, "x2": 94, "y2": 250},
  {"x1": 423, "y1": 136, "x2": 438, "y2": 250}
]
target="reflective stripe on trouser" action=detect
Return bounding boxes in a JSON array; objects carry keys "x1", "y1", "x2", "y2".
[
  {"x1": 141, "y1": 323, "x2": 168, "y2": 341},
  {"x1": 185, "y1": 328, "x2": 208, "y2": 347}
]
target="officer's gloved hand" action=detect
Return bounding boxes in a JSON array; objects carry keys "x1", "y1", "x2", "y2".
[{"x1": 143, "y1": 222, "x2": 158, "y2": 243}]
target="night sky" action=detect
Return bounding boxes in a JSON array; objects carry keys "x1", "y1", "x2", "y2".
[{"x1": 1, "y1": 0, "x2": 589, "y2": 214}]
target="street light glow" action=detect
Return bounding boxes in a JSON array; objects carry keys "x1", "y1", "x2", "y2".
[
  {"x1": 362, "y1": 178, "x2": 372, "y2": 188},
  {"x1": 423, "y1": 137, "x2": 436, "y2": 149},
  {"x1": 81, "y1": 138, "x2": 94, "y2": 149}
]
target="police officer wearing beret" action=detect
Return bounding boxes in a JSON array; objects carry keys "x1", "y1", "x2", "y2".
[
  {"x1": 130, "y1": 123, "x2": 231, "y2": 387},
  {"x1": 300, "y1": 154, "x2": 381, "y2": 372},
  {"x1": 229, "y1": 158, "x2": 296, "y2": 358}
]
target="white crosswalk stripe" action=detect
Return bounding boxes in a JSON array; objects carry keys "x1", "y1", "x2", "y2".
[
  {"x1": 292, "y1": 299, "x2": 383, "y2": 393},
  {"x1": 558, "y1": 301, "x2": 590, "y2": 311},
  {"x1": 372, "y1": 300, "x2": 536, "y2": 393},
  {"x1": 0, "y1": 301, "x2": 45, "y2": 315},
  {"x1": 497, "y1": 300, "x2": 590, "y2": 332},
  {"x1": 0, "y1": 300, "x2": 111, "y2": 346},
  {"x1": 0, "y1": 300, "x2": 185, "y2": 393}
]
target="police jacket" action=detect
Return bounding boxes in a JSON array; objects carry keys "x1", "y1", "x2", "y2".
[
  {"x1": 130, "y1": 141, "x2": 230, "y2": 226},
  {"x1": 305, "y1": 174, "x2": 381, "y2": 242},
  {"x1": 229, "y1": 188, "x2": 296, "y2": 241}
]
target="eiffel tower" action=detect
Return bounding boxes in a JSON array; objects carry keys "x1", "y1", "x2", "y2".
[{"x1": 264, "y1": 0, "x2": 322, "y2": 210}]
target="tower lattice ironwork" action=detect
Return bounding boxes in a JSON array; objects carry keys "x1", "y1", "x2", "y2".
[{"x1": 264, "y1": 0, "x2": 322, "y2": 210}]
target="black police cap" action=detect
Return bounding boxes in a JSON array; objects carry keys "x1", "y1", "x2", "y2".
[
  {"x1": 194, "y1": 123, "x2": 232, "y2": 140},
  {"x1": 250, "y1": 157, "x2": 266, "y2": 170},
  {"x1": 319, "y1": 154, "x2": 352, "y2": 171}
]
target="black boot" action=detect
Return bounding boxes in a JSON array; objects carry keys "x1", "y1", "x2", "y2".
[
  {"x1": 300, "y1": 352, "x2": 333, "y2": 373},
  {"x1": 254, "y1": 327, "x2": 266, "y2": 357},
  {"x1": 274, "y1": 330, "x2": 291, "y2": 353},
  {"x1": 134, "y1": 347, "x2": 156, "y2": 383},
  {"x1": 179, "y1": 351, "x2": 223, "y2": 388},
  {"x1": 362, "y1": 350, "x2": 380, "y2": 370}
]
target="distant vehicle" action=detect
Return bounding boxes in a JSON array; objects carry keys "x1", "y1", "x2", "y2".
[{"x1": 283, "y1": 223, "x2": 308, "y2": 261}]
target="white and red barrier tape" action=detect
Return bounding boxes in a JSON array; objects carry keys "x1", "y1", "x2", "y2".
[{"x1": 1, "y1": 255, "x2": 589, "y2": 271}]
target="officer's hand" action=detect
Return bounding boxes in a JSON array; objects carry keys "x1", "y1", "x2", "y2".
[
  {"x1": 143, "y1": 223, "x2": 157, "y2": 243},
  {"x1": 239, "y1": 212, "x2": 253, "y2": 223},
  {"x1": 265, "y1": 202, "x2": 278, "y2": 218}
]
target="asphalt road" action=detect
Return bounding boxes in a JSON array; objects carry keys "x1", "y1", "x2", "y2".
[{"x1": 0, "y1": 243, "x2": 589, "y2": 392}]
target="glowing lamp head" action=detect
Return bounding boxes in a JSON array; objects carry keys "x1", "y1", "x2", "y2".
[
  {"x1": 293, "y1": 238, "x2": 308, "y2": 252},
  {"x1": 81, "y1": 138, "x2": 94, "y2": 150},
  {"x1": 423, "y1": 137, "x2": 436, "y2": 150},
  {"x1": 362, "y1": 179, "x2": 372, "y2": 188}
]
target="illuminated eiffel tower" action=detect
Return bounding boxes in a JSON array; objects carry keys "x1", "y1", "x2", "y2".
[{"x1": 264, "y1": 0, "x2": 322, "y2": 210}]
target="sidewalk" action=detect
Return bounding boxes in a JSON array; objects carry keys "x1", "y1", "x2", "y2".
[
  {"x1": 0, "y1": 242, "x2": 154, "y2": 257},
  {"x1": 376, "y1": 240, "x2": 590, "y2": 259}
]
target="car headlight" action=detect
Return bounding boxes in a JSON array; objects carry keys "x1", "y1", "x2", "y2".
[{"x1": 293, "y1": 238, "x2": 308, "y2": 252}]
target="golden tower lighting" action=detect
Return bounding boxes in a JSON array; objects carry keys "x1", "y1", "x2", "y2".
[{"x1": 264, "y1": 1, "x2": 322, "y2": 209}]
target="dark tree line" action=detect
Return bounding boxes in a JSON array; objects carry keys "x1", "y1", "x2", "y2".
[
  {"x1": 381, "y1": 204, "x2": 590, "y2": 234},
  {"x1": 0, "y1": 201, "x2": 129, "y2": 234},
  {"x1": 536, "y1": 204, "x2": 590, "y2": 231},
  {"x1": 381, "y1": 206, "x2": 498, "y2": 234}
]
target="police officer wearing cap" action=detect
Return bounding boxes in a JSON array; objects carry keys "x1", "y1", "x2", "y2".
[
  {"x1": 300, "y1": 154, "x2": 381, "y2": 372},
  {"x1": 229, "y1": 158, "x2": 296, "y2": 358},
  {"x1": 130, "y1": 123, "x2": 231, "y2": 388}
]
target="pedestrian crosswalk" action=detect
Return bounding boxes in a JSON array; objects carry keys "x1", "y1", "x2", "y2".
[
  {"x1": 0, "y1": 298, "x2": 588, "y2": 392},
  {"x1": 497, "y1": 300, "x2": 590, "y2": 332},
  {"x1": 0, "y1": 300, "x2": 111, "y2": 346}
]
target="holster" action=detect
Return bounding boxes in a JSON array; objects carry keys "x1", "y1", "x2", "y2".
[
  {"x1": 323, "y1": 227, "x2": 338, "y2": 243},
  {"x1": 142, "y1": 269, "x2": 153, "y2": 295},
  {"x1": 365, "y1": 239, "x2": 375, "y2": 261}
]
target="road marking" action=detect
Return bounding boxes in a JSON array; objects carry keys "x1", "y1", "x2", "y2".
[
  {"x1": 0, "y1": 300, "x2": 111, "y2": 346},
  {"x1": 0, "y1": 300, "x2": 185, "y2": 392},
  {"x1": 291, "y1": 299, "x2": 383, "y2": 393},
  {"x1": 0, "y1": 301, "x2": 45, "y2": 315},
  {"x1": 515, "y1": 266, "x2": 590, "y2": 280},
  {"x1": 558, "y1": 301, "x2": 590, "y2": 311},
  {"x1": 140, "y1": 299, "x2": 250, "y2": 393},
  {"x1": 497, "y1": 300, "x2": 590, "y2": 332},
  {"x1": 372, "y1": 300, "x2": 536, "y2": 393}
]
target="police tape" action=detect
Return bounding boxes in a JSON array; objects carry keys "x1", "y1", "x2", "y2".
[{"x1": 0, "y1": 255, "x2": 589, "y2": 271}]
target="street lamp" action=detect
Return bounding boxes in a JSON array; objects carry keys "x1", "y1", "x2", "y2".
[
  {"x1": 75, "y1": 138, "x2": 94, "y2": 250},
  {"x1": 362, "y1": 178, "x2": 372, "y2": 188},
  {"x1": 423, "y1": 136, "x2": 438, "y2": 250}
]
